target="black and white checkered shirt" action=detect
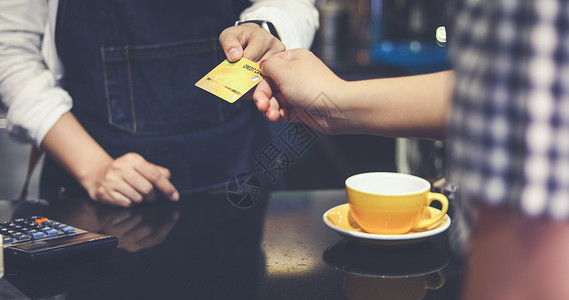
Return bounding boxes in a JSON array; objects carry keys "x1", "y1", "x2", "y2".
[{"x1": 448, "y1": 0, "x2": 569, "y2": 237}]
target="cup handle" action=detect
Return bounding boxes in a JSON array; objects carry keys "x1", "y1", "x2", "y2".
[
  {"x1": 425, "y1": 270, "x2": 447, "y2": 290},
  {"x1": 412, "y1": 192, "x2": 448, "y2": 230}
]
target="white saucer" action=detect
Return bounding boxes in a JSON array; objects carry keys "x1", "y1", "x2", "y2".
[{"x1": 323, "y1": 203, "x2": 451, "y2": 246}]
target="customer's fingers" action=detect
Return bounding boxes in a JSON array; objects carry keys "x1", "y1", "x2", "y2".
[
  {"x1": 242, "y1": 31, "x2": 284, "y2": 62},
  {"x1": 258, "y1": 51, "x2": 288, "y2": 80},
  {"x1": 253, "y1": 80, "x2": 273, "y2": 111},
  {"x1": 253, "y1": 80, "x2": 288, "y2": 122},
  {"x1": 259, "y1": 49, "x2": 310, "y2": 79}
]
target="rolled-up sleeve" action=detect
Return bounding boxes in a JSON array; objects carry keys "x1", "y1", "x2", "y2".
[
  {"x1": 0, "y1": 0, "x2": 71, "y2": 147},
  {"x1": 239, "y1": 0, "x2": 319, "y2": 50}
]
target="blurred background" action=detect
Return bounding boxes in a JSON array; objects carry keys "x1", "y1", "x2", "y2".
[{"x1": 0, "y1": 0, "x2": 451, "y2": 199}]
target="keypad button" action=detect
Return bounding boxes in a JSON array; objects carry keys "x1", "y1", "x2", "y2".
[
  {"x1": 34, "y1": 217, "x2": 49, "y2": 225},
  {"x1": 60, "y1": 226, "x2": 75, "y2": 233},
  {"x1": 14, "y1": 234, "x2": 30, "y2": 241},
  {"x1": 44, "y1": 229, "x2": 59, "y2": 235},
  {"x1": 30, "y1": 231, "x2": 45, "y2": 238}
]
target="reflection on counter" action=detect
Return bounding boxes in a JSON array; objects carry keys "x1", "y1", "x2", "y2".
[
  {"x1": 344, "y1": 271, "x2": 445, "y2": 300},
  {"x1": 323, "y1": 239, "x2": 449, "y2": 300},
  {"x1": 4, "y1": 191, "x2": 269, "y2": 300}
]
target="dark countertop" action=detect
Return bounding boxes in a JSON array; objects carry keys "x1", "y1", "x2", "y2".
[{"x1": 0, "y1": 189, "x2": 463, "y2": 300}]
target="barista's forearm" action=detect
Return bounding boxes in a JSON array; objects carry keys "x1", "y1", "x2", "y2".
[{"x1": 41, "y1": 112, "x2": 113, "y2": 190}]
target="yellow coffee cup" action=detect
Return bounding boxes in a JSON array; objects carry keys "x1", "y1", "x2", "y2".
[{"x1": 345, "y1": 172, "x2": 448, "y2": 235}]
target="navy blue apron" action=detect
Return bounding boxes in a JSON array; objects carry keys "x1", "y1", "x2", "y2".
[{"x1": 40, "y1": 0, "x2": 272, "y2": 199}]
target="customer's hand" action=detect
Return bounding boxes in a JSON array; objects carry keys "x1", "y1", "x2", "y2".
[
  {"x1": 219, "y1": 22, "x2": 285, "y2": 63},
  {"x1": 253, "y1": 49, "x2": 348, "y2": 134},
  {"x1": 85, "y1": 153, "x2": 179, "y2": 207}
]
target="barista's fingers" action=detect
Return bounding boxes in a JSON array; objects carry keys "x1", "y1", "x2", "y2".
[
  {"x1": 219, "y1": 27, "x2": 245, "y2": 62},
  {"x1": 156, "y1": 166, "x2": 171, "y2": 179},
  {"x1": 116, "y1": 169, "x2": 152, "y2": 203},
  {"x1": 140, "y1": 166, "x2": 167, "y2": 202},
  {"x1": 134, "y1": 162, "x2": 179, "y2": 202},
  {"x1": 220, "y1": 22, "x2": 284, "y2": 62},
  {"x1": 115, "y1": 181, "x2": 145, "y2": 204},
  {"x1": 102, "y1": 191, "x2": 132, "y2": 207},
  {"x1": 145, "y1": 190, "x2": 158, "y2": 203},
  {"x1": 93, "y1": 171, "x2": 137, "y2": 206}
]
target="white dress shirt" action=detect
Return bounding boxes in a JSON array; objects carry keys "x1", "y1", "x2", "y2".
[{"x1": 0, "y1": 0, "x2": 319, "y2": 147}]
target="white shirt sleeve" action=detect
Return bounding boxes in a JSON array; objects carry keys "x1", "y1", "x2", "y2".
[
  {"x1": 239, "y1": 0, "x2": 319, "y2": 50},
  {"x1": 0, "y1": 0, "x2": 72, "y2": 147}
]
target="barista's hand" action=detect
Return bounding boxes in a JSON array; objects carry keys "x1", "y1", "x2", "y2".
[
  {"x1": 42, "y1": 112, "x2": 181, "y2": 208},
  {"x1": 253, "y1": 49, "x2": 348, "y2": 134},
  {"x1": 86, "y1": 153, "x2": 179, "y2": 207},
  {"x1": 219, "y1": 22, "x2": 285, "y2": 63}
]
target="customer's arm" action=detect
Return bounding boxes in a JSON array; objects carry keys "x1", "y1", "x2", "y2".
[{"x1": 254, "y1": 49, "x2": 452, "y2": 140}]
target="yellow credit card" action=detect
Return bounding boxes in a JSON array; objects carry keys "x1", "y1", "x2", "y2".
[{"x1": 195, "y1": 58, "x2": 263, "y2": 103}]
